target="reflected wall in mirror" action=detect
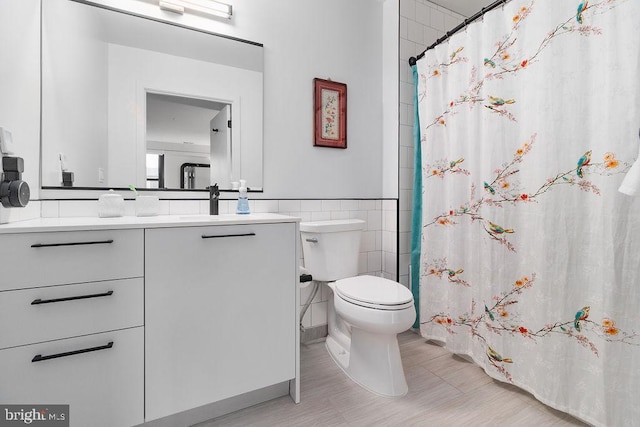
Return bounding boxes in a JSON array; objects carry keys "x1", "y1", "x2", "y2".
[
  {"x1": 145, "y1": 93, "x2": 231, "y2": 190},
  {"x1": 41, "y1": 0, "x2": 263, "y2": 192}
]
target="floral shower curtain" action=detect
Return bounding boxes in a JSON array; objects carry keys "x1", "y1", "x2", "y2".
[{"x1": 416, "y1": 0, "x2": 640, "y2": 425}]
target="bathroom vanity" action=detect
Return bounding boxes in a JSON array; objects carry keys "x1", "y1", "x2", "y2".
[{"x1": 0, "y1": 214, "x2": 300, "y2": 427}]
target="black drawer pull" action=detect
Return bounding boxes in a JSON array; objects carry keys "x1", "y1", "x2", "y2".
[
  {"x1": 31, "y1": 290, "x2": 114, "y2": 305},
  {"x1": 201, "y1": 232, "x2": 256, "y2": 239},
  {"x1": 32, "y1": 341, "x2": 114, "y2": 363},
  {"x1": 31, "y1": 239, "x2": 114, "y2": 248}
]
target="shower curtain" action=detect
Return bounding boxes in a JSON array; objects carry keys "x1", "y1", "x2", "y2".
[{"x1": 415, "y1": 1, "x2": 640, "y2": 425}]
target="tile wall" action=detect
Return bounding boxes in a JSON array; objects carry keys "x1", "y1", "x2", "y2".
[{"x1": 398, "y1": 1, "x2": 465, "y2": 287}]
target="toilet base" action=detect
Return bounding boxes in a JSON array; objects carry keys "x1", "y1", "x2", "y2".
[{"x1": 326, "y1": 328, "x2": 408, "y2": 398}]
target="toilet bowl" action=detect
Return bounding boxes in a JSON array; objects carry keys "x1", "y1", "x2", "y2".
[{"x1": 300, "y1": 219, "x2": 416, "y2": 397}]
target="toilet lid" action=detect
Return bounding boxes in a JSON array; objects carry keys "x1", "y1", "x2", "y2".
[{"x1": 335, "y1": 275, "x2": 414, "y2": 307}]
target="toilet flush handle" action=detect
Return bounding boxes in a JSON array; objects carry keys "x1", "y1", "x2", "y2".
[{"x1": 305, "y1": 237, "x2": 318, "y2": 243}]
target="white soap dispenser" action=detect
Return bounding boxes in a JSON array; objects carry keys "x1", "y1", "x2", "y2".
[{"x1": 236, "y1": 179, "x2": 250, "y2": 214}]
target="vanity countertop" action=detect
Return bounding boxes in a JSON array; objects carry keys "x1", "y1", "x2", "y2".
[{"x1": 0, "y1": 213, "x2": 300, "y2": 234}]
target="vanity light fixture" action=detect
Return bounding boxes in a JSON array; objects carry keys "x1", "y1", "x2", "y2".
[{"x1": 159, "y1": 0, "x2": 232, "y2": 19}]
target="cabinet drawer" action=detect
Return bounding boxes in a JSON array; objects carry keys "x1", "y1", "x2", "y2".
[
  {"x1": 0, "y1": 278, "x2": 143, "y2": 349},
  {"x1": 0, "y1": 229, "x2": 143, "y2": 291},
  {"x1": 0, "y1": 327, "x2": 144, "y2": 427}
]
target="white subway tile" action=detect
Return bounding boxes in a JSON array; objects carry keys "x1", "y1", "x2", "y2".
[
  {"x1": 300, "y1": 200, "x2": 322, "y2": 212},
  {"x1": 311, "y1": 211, "x2": 331, "y2": 221},
  {"x1": 350, "y1": 211, "x2": 368, "y2": 223},
  {"x1": 321, "y1": 200, "x2": 341, "y2": 211},
  {"x1": 358, "y1": 200, "x2": 376, "y2": 210},
  {"x1": 169, "y1": 200, "x2": 200, "y2": 215},
  {"x1": 278, "y1": 199, "x2": 301, "y2": 212},
  {"x1": 384, "y1": 251, "x2": 398, "y2": 275},
  {"x1": 340, "y1": 200, "x2": 360, "y2": 211},
  {"x1": 358, "y1": 253, "x2": 367, "y2": 275},
  {"x1": 400, "y1": 166, "x2": 414, "y2": 191},
  {"x1": 367, "y1": 210, "x2": 382, "y2": 231},
  {"x1": 415, "y1": 2, "x2": 430, "y2": 25},
  {"x1": 400, "y1": 124, "x2": 413, "y2": 148},
  {"x1": 400, "y1": 0, "x2": 415, "y2": 19},
  {"x1": 330, "y1": 211, "x2": 350, "y2": 220},
  {"x1": 40, "y1": 201, "x2": 59, "y2": 218},
  {"x1": 399, "y1": 210, "x2": 412, "y2": 233},
  {"x1": 425, "y1": 25, "x2": 440, "y2": 45},
  {"x1": 255, "y1": 199, "x2": 279, "y2": 213},
  {"x1": 445, "y1": 14, "x2": 462, "y2": 32},
  {"x1": 399, "y1": 81, "x2": 415, "y2": 106},
  {"x1": 321, "y1": 283, "x2": 331, "y2": 302},
  {"x1": 399, "y1": 274, "x2": 410, "y2": 287},
  {"x1": 361, "y1": 231, "x2": 377, "y2": 252},
  {"x1": 400, "y1": 16, "x2": 408, "y2": 40},
  {"x1": 382, "y1": 230, "x2": 396, "y2": 253},
  {"x1": 399, "y1": 231, "x2": 411, "y2": 255},
  {"x1": 399, "y1": 38, "x2": 416, "y2": 61},
  {"x1": 311, "y1": 302, "x2": 328, "y2": 327},
  {"x1": 217, "y1": 200, "x2": 230, "y2": 215},
  {"x1": 368, "y1": 252, "x2": 382, "y2": 273},
  {"x1": 59, "y1": 201, "x2": 98, "y2": 218},
  {"x1": 383, "y1": 199, "x2": 397, "y2": 211},
  {"x1": 299, "y1": 212, "x2": 312, "y2": 222},
  {"x1": 430, "y1": 8, "x2": 445, "y2": 31},
  {"x1": 407, "y1": 20, "x2": 424, "y2": 44},
  {"x1": 384, "y1": 209, "x2": 398, "y2": 231}
]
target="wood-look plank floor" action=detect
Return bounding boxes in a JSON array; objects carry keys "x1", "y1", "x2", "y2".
[{"x1": 196, "y1": 331, "x2": 589, "y2": 426}]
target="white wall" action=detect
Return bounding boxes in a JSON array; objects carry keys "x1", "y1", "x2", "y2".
[
  {"x1": 0, "y1": 0, "x2": 41, "y2": 223},
  {"x1": 107, "y1": 44, "x2": 261, "y2": 188},
  {"x1": 91, "y1": 0, "x2": 386, "y2": 200},
  {"x1": 41, "y1": 0, "x2": 109, "y2": 187}
]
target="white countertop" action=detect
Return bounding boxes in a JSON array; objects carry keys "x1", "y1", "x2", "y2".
[{"x1": 0, "y1": 213, "x2": 300, "y2": 234}]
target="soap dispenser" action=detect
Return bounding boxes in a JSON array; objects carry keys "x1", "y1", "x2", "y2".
[{"x1": 236, "y1": 179, "x2": 250, "y2": 214}]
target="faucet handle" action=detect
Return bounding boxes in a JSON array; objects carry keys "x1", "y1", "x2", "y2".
[{"x1": 209, "y1": 183, "x2": 220, "y2": 197}]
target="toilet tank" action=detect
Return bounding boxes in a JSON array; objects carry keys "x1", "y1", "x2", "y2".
[{"x1": 300, "y1": 219, "x2": 365, "y2": 282}]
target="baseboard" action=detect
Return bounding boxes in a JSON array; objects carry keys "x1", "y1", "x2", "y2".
[{"x1": 139, "y1": 381, "x2": 290, "y2": 427}]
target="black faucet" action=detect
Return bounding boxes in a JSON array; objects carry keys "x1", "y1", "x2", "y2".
[{"x1": 209, "y1": 183, "x2": 219, "y2": 215}]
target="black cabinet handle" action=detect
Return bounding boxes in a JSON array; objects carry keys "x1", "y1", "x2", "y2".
[
  {"x1": 201, "y1": 232, "x2": 256, "y2": 239},
  {"x1": 32, "y1": 341, "x2": 114, "y2": 363},
  {"x1": 31, "y1": 239, "x2": 114, "y2": 248},
  {"x1": 31, "y1": 290, "x2": 114, "y2": 305}
]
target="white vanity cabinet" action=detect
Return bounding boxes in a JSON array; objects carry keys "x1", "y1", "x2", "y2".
[
  {"x1": 0, "y1": 229, "x2": 145, "y2": 427},
  {"x1": 144, "y1": 222, "x2": 297, "y2": 422}
]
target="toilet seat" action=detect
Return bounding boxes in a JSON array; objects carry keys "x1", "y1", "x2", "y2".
[{"x1": 334, "y1": 276, "x2": 414, "y2": 311}]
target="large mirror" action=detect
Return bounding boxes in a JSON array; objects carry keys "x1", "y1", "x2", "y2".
[{"x1": 41, "y1": 0, "x2": 263, "y2": 192}]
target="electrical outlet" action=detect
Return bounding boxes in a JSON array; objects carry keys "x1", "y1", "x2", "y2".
[
  {"x1": 0, "y1": 127, "x2": 15, "y2": 155},
  {"x1": 98, "y1": 167, "x2": 105, "y2": 183}
]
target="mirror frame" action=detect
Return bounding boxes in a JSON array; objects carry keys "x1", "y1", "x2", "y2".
[{"x1": 39, "y1": 0, "x2": 264, "y2": 198}]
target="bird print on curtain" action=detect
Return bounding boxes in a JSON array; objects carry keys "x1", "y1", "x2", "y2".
[{"x1": 415, "y1": 0, "x2": 640, "y2": 425}]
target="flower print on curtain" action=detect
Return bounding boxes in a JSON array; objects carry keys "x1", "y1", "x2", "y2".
[{"x1": 415, "y1": 1, "x2": 640, "y2": 426}]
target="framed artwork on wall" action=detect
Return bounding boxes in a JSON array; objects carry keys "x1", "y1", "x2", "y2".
[{"x1": 313, "y1": 78, "x2": 347, "y2": 148}]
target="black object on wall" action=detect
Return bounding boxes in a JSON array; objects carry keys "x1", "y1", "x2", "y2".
[{"x1": 0, "y1": 156, "x2": 30, "y2": 208}]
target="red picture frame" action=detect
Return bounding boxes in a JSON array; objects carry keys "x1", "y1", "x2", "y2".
[{"x1": 314, "y1": 78, "x2": 347, "y2": 148}]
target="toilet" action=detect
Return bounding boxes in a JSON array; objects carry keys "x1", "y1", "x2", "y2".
[{"x1": 300, "y1": 219, "x2": 415, "y2": 397}]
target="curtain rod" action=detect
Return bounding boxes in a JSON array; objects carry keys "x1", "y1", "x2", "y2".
[{"x1": 409, "y1": 0, "x2": 510, "y2": 66}]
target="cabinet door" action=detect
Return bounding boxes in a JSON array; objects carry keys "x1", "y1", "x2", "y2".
[
  {"x1": 0, "y1": 327, "x2": 144, "y2": 427},
  {"x1": 145, "y1": 223, "x2": 297, "y2": 422}
]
